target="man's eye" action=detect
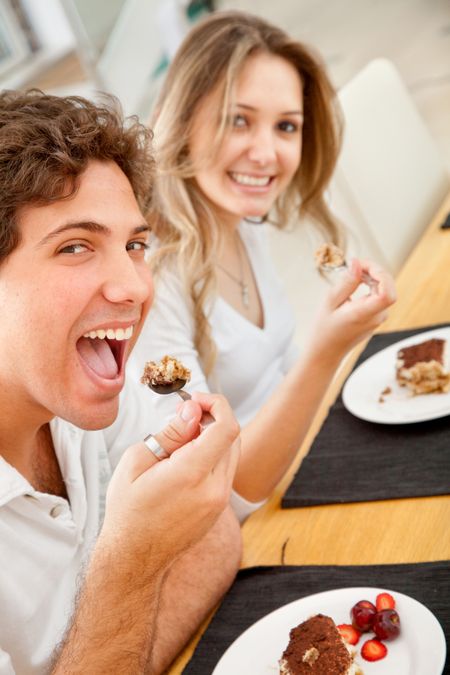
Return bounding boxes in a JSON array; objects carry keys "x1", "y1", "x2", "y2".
[
  {"x1": 58, "y1": 243, "x2": 88, "y2": 255},
  {"x1": 278, "y1": 120, "x2": 299, "y2": 133},
  {"x1": 127, "y1": 240, "x2": 149, "y2": 252}
]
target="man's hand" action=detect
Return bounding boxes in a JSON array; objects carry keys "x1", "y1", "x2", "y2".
[
  {"x1": 52, "y1": 394, "x2": 240, "y2": 674},
  {"x1": 100, "y1": 392, "x2": 241, "y2": 566}
]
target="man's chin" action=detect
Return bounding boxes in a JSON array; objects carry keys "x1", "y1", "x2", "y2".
[{"x1": 68, "y1": 401, "x2": 119, "y2": 431}]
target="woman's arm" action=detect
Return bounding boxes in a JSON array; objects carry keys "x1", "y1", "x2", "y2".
[
  {"x1": 131, "y1": 261, "x2": 395, "y2": 505},
  {"x1": 234, "y1": 259, "x2": 396, "y2": 501}
]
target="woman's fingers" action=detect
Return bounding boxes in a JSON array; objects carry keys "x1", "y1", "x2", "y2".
[
  {"x1": 327, "y1": 258, "x2": 396, "y2": 312},
  {"x1": 358, "y1": 258, "x2": 397, "y2": 303},
  {"x1": 326, "y1": 261, "x2": 363, "y2": 308}
]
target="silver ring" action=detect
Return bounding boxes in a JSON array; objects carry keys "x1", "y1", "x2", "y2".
[{"x1": 143, "y1": 434, "x2": 169, "y2": 461}]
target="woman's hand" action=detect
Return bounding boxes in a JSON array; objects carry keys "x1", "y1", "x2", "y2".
[{"x1": 310, "y1": 258, "x2": 396, "y2": 363}]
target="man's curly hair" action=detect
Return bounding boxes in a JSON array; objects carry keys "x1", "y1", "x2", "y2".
[{"x1": 0, "y1": 89, "x2": 154, "y2": 264}]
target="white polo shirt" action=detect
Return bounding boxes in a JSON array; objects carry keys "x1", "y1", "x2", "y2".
[
  {"x1": 0, "y1": 420, "x2": 106, "y2": 674},
  {"x1": 0, "y1": 377, "x2": 157, "y2": 675},
  {"x1": 0, "y1": 379, "x2": 259, "y2": 674}
]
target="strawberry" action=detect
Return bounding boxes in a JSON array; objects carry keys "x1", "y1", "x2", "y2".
[
  {"x1": 376, "y1": 592, "x2": 396, "y2": 611},
  {"x1": 361, "y1": 638, "x2": 388, "y2": 662},
  {"x1": 337, "y1": 623, "x2": 361, "y2": 645}
]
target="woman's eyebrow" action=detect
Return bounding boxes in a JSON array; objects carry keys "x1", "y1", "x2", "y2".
[{"x1": 235, "y1": 102, "x2": 303, "y2": 116}]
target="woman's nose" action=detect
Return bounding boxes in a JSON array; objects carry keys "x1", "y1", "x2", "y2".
[{"x1": 247, "y1": 127, "x2": 277, "y2": 165}]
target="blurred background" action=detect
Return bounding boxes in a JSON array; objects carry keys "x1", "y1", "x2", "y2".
[
  {"x1": 2, "y1": 0, "x2": 448, "y2": 168},
  {"x1": 1, "y1": 0, "x2": 449, "y2": 347}
]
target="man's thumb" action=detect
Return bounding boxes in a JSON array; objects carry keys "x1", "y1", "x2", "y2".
[
  {"x1": 152, "y1": 399, "x2": 202, "y2": 455},
  {"x1": 113, "y1": 399, "x2": 203, "y2": 483}
]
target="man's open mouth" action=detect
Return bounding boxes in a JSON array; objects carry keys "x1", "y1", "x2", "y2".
[{"x1": 77, "y1": 326, "x2": 133, "y2": 379}]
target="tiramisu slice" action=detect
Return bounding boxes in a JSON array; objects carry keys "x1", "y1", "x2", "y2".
[
  {"x1": 279, "y1": 614, "x2": 363, "y2": 675},
  {"x1": 396, "y1": 338, "x2": 450, "y2": 395}
]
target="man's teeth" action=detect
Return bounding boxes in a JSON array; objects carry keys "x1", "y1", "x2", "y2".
[
  {"x1": 83, "y1": 326, "x2": 134, "y2": 341},
  {"x1": 230, "y1": 172, "x2": 271, "y2": 187}
]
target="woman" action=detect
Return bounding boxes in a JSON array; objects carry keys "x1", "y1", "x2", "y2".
[{"x1": 128, "y1": 11, "x2": 396, "y2": 519}]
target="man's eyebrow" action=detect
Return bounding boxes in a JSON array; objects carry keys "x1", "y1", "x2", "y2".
[
  {"x1": 235, "y1": 103, "x2": 304, "y2": 116},
  {"x1": 36, "y1": 221, "x2": 150, "y2": 247}
]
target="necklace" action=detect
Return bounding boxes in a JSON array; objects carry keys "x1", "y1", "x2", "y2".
[{"x1": 217, "y1": 233, "x2": 250, "y2": 308}]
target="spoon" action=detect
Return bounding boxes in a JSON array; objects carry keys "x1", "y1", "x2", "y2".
[
  {"x1": 148, "y1": 379, "x2": 190, "y2": 398},
  {"x1": 146, "y1": 378, "x2": 214, "y2": 427}
]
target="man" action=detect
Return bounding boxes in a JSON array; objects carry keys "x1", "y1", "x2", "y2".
[{"x1": 0, "y1": 90, "x2": 241, "y2": 674}]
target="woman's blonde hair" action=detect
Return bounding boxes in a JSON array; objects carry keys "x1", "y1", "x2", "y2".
[{"x1": 150, "y1": 10, "x2": 344, "y2": 374}]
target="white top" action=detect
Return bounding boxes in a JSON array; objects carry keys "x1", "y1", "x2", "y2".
[
  {"x1": 128, "y1": 222, "x2": 298, "y2": 516},
  {"x1": 0, "y1": 381, "x2": 158, "y2": 675},
  {"x1": 129, "y1": 222, "x2": 298, "y2": 424}
]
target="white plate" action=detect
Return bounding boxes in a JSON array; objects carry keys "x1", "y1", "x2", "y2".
[
  {"x1": 342, "y1": 327, "x2": 450, "y2": 424},
  {"x1": 212, "y1": 587, "x2": 446, "y2": 675}
]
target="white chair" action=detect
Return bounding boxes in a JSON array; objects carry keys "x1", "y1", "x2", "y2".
[{"x1": 330, "y1": 57, "x2": 450, "y2": 273}]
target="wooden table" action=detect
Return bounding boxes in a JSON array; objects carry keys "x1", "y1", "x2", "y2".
[{"x1": 169, "y1": 193, "x2": 450, "y2": 674}]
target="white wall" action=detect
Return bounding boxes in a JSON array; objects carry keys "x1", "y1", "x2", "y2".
[{"x1": 20, "y1": 0, "x2": 75, "y2": 53}]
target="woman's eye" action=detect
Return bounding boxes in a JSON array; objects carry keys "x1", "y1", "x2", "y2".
[
  {"x1": 58, "y1": 243, "x2": 89, "y2": 255},
  {"x1": 127, "y1": 240, "x2": 149, "y2": 252},
  {"x1": 232, "y1": 114, "x2": 247, "y2": 128},
  {"x1": 278, "y1": 120, "x2": 298, "y2": 133}
]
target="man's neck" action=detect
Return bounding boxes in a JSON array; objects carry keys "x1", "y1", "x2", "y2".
[
  {"x1": 0, "y1": 422, "x2": 68, "y2": 499},
  {"x1": 31, "y1": 424, "x2": 68, "y2": 499}
]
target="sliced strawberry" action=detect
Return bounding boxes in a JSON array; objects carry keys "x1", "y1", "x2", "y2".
[
  {"x1": 361, "y1": 638, "x2": 388, "y2": 662},
  {"x1": 337, "y1": 623, "x2": 361, "y2": 645},
  {"x1": 376, "y1": 592, "x2": 396, "y2": 611}
]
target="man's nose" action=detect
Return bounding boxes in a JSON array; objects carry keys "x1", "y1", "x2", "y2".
[{"x1": 101, "y1": 252, "x2": 152, "y2": 305}]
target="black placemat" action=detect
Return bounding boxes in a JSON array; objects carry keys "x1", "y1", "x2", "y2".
[
  {"x1": 183, "y1": 561, "x2": 449, "y2": 674},
  {"x1": 282, "y1": 324, "x2": 450, "y2": 508}
]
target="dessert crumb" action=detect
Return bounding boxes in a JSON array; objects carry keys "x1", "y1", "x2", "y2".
[{"x1": 379, "y1": 386, "x2": 392, "y2": 403}]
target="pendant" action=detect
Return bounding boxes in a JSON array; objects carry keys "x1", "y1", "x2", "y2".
[{"x1": 241, "y1": 284, "x2": 250, "y2": 308}]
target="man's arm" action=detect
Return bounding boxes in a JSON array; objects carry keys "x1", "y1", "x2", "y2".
[
  {"x1": 52, "y1": 537, "x2": 166, "y2": 673},
  {"x1": 51, "y1": 394, "x2": 241, "y2": 674},
  {"x1": 151, "y1": 505, "x2": 241, "y2": 674}
]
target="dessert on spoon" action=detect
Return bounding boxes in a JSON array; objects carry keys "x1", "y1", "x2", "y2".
[
  {"x1": 141, "y1": 355, "x2": 192, "y2": 398},
  {"x1": 315, "y1": 243, "x2": 377, "y2": 291},
  {"x1": 141, "y1": 355, "x2": 213, "y2": 425}
]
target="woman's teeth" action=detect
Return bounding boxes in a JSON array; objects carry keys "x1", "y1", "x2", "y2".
[
  {"x1": 83, "y1": 326, "x2": 134, "y2": 340},
  {"x1": 230, "y1": 172, "x2": 271, "y2": 187}
]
